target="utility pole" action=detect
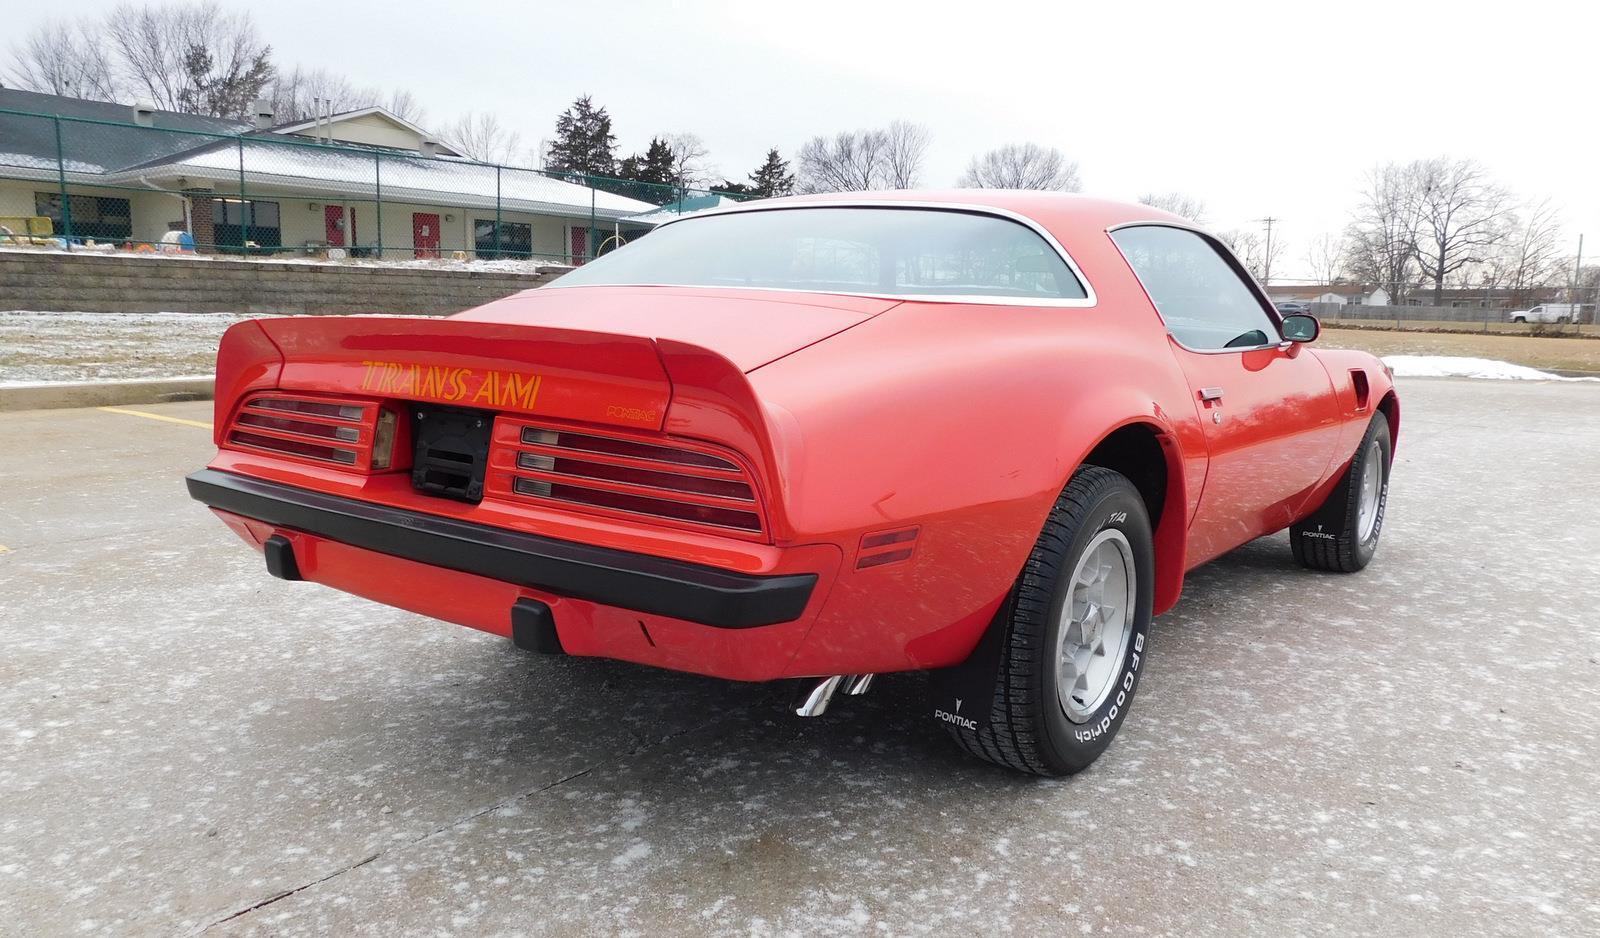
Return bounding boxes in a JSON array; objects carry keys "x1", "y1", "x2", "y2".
[
  {"x1": 1259, "y1": 216, "x2": 1278, "y2": 286},
  {"x1": 1572, "y1": 233, "x2": 1585, "y2": 324}
]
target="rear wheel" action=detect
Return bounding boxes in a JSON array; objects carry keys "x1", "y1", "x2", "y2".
[
  {"x1": 945, "y1": 466, "x2": 1154, "y2": 776},
  {"x1": 1290, "y1": 411, "x2": 1392, "y2": 572}
]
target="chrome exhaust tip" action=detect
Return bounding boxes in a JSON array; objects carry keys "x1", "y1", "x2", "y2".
[{"x1": 793, "y1": 674, "x2": 874, "y2": 717}]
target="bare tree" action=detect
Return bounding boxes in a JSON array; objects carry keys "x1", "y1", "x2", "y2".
[
  {"x1": 960, "y1": 143, "x2": 1081, "y2": 191},
  {"x1": 1411, "y1": 157, "x2": 1514, "y2": 304},
  {"x1": 446, "y1": 111, "x2": 523, "y2": 163},
  {"x1": 265, "y1": 68, "x2": 427, "y2": 126},
  {"x1": 384, "y1": 89, "x2": 426, "y2": 125},
  {"x1": 5, "y1": 19, "x2": 119, "y2": 100},
  {"x1": 1304, "y1": 232, "x2": 1344, "y2": 284},
  {"x1": 1342, "y1": 161, "x2": 1422, "y2": 303},
  {"x1": 796, "y1": 122, "x2": 926, "y2": 193},
  {"x1": 1219, "y1": 228, "x2": 1282, "y2": 284},
  {"x1": 1484, "y1": 198, "x2": 1565, "y2": 306},
  {"x1": 883, "y1": 120, "x2": 930, "y2": 189},
  {"x1": 267, "y1": 67, "x2": 366, "y2": 122},
  {"x1": 797, "y1": 129, "x2": 889, "y2": 193},
  {"x1": 662, "y1": 132, "x2": 714, "y2": 187},
  {"x1": 105, "y1": 1, "x2": 275, "y2": 118},
  {"x1": 1138, "y1": 192, "x2": 1205, "y2": 223}
]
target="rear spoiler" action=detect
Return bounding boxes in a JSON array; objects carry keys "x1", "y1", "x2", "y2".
[{"x1": 213, "y1": 316, "x2": 792, "y2": 530}]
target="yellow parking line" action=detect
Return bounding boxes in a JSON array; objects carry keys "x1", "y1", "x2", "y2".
[
  {"x1": 99, "y1": 407, "x2": 212, "y2": 430},
  {"x1": 0, "y1": 544, "x2": 10, "y2": 554}
]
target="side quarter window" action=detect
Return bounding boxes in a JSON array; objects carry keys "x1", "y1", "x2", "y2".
[{"x1": 1110, "y1": 226, "x2": 1279, "y2": 350}]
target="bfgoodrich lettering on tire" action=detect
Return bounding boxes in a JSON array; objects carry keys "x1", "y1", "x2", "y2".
[
  {"x1": 946, "y1": 465, "x2": 1155, "y2": 776},
  {"x1": 1290, "y1": 411, "x2": 1392, "y2": 573}
]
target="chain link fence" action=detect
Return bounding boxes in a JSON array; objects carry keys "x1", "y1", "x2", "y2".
[{"x1": 0, "y1": 107, "x2": 753, "y2": 264}]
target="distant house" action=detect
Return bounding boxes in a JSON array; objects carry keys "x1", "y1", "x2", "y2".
[
  {"x1": 0, "y1": 88, "x2": 655, "y2": 262},
  {"x1": 1268, "y1": 284, "x2": 1390, "y2": 307},
  {"x1": 1396, "y1": 285, "x2": 1566, "y2": 309}
]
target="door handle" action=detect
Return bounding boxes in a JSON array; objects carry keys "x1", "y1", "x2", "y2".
[{"x1": 1198, "y1": 387, "x2": 1225, "y2": 402}]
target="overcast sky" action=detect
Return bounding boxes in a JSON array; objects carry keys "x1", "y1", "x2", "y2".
[{"x1": 14, "y1": 0, "x2": 1599, "y2": 279}]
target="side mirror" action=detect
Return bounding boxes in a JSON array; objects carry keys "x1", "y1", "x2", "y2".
[{"x1": 1281, "y1": 313, "x2": 1320, "y2": 344}]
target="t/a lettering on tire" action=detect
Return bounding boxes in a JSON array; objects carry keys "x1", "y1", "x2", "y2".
[{"x1": 945, "y1": 465, "x2": 1155, "y2": 776}]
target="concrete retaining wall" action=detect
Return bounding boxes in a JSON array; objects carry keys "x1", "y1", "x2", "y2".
[
  {"x1": 0, "y1": 250, "x2": 565, "y2": 316},
  {"x1": 0, "y1": 376, "x2": 214, "y2": 412}
]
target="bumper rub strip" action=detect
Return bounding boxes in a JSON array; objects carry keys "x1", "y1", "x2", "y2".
[{"x1": 185, "y1": 468, "x2": 815, "y2": 628}]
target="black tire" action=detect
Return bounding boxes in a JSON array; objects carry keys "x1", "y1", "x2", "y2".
[
  {"x1": 946, "y1": 466, "x2": 1155, "y2": 777},
  {"x1": 1290, "y1": 411, "x2": 1392, "y2": 572}
]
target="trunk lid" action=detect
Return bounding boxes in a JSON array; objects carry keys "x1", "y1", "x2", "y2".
[
  {"x1": 252, "y1": 317, "x2": 674, "y2": 431},
  {"x1": 452, "y1": 285, "x2": 898, "y2": 372}
]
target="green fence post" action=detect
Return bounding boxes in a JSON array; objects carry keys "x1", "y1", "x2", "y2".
[
  {"x1": 589, "y1": 184, "x2": 596, "y2": 262},
  {"x1": 237, "y1": 138, "x2": 248, "y2": 254},
  {"x1": 53, "y1": 115, "x2": 73, "y2": 249},
  {"x1": 495, "y1": 164, "x2": 503, "y2": 258},
  {"x1": 374, "y1": 151, "x2": 383, "y2": 259}
]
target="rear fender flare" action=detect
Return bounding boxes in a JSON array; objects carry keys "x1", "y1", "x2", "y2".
[{"x1": 1056, "y1": 411, "x2": 1190, "y2": 617}]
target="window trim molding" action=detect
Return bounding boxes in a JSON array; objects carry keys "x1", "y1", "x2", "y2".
[
  {"x1": 548, "y1": 200, "x2": 1100, "y2": 308},
  {"x1": 1107, "y1": 221, "x2": 1289, "y2": 355}
]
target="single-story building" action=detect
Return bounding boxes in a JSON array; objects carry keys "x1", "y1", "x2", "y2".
[
  {"x1": 1267, "y1": 284, "x2": 1391, "y2": 307},
  {"x1": 0, "y1": 88, "x2": 656, "y2": 263}
]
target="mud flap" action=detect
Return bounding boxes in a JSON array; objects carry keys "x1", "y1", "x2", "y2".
[
  {"x1": 1298, "y1": 460, "x2": 1355, "y2": 534},
  {"x1": 924, "y1": 594, "x2": 1014, "y2": 732}
]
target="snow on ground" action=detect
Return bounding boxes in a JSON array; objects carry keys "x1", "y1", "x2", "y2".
[
  {"x1": 1382, "y1": 354, "x2": 1599, "y2": 381},
  {"x1": 6, "y1": 309, "x2": 1598, "y2": 386},
  {"x1": 0, "y1": 244, "x2": 570, "y2": 274},
  {"x1": 0, "y1": 311, "x2": 252, "y2": 384}
]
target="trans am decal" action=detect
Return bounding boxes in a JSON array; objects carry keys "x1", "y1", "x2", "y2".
[{"x1": 359, "y1": 360, "x2": 543, "y2": 410}]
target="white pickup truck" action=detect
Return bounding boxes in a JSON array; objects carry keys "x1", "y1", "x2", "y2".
[{"x1": 1508, "y1": 304, "x2": 1578, "y2": 323}]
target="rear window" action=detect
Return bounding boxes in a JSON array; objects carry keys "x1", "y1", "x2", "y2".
[{"x1": 552, "y1": 206, "x2": 1088, "y2": 301}]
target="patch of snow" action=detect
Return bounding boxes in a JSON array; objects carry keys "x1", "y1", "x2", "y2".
[
  {"x1": 0, "y1": 310, "x2": 252, "y2": 383},
  {"x1": 1383, "y1": 355, "x2": 1599, "y2": 382},
  {"x1": 0, "y1": 244, "x2": 569, "y2": 274}
]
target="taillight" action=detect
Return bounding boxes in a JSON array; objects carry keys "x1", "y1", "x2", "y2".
[
  {"x1": 490, "y1": 421, "x2": 765, "y2": 536},
  {"x1": 225, "y1": 394, "x2": 398, "y2": 471}
]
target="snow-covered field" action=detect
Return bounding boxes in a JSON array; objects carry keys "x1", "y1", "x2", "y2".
[
  {"x1": 0, "y1": 311, "x2": 251, "y2": 384},
  {"x1": 0, "y1": 244, "x2": 569, "y2": 275},
  {"x1": 1384, "y1": 354, "x2": 1599, "y2": 381},
  {"x1": 4, "y1": 308, "x2": 1597, "y2": 386}
]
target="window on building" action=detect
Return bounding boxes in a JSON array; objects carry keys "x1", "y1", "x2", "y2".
[
  {"x1": 213, "y1": 199, "x2": 281, "y2": 252},
  {"x1": 35, "y1": 192, "x2": 133, "y2": 243},
  {"x1": 474, "y1": 219, "x2": 532, "y2": 259}
]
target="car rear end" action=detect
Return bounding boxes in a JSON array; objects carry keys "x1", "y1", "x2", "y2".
[{"x1": 188, "y1": 315, "x2": 842, "y2": 682}]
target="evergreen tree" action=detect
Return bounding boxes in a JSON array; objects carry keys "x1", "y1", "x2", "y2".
[
  {"x1": 747, "y1": 148, "x2": 795, "y2": 198},
  {"x1": 616, "y1": 137, "x2": 678, "y2": 204},
  {"x1": 634, "y1": 137, "x2": 677, "y2": 186},
  {"x1": 715, "y1": 180, "x2": 752, "y2": 195},
  {"x1": 546, "y1": 94, "x2": 617, "y2": 177}
]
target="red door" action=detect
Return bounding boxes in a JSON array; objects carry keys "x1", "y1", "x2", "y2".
[
  {"x1": 1171, "y1": 345, "x2": 1341, "y2": 565},
  {"x1": 413, "y1": 213, "x2": 440, "y2": 259},
  {"x1": 569, "y1": 226, "x2": 589, "y2": 265},
  {"x1": 324, "y1": 205, "x2": 345, "y2": 247}
]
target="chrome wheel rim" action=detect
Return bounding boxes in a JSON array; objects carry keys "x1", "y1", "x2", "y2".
[
  {"x1": 1055, "y1": 529, "x2": 1137, "y2": 724},
  {"x1": 1356, "y1": 439, "x2": 1383, "y2": 542}
]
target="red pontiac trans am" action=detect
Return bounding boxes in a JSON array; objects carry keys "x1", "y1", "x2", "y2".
[{"x1": 187, "y1": 191, "x2": 1397, "y2": 776}]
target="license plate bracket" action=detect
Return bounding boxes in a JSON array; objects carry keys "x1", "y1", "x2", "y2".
[{"x1": 410, "y1": 404, "x2": 493, "y2": 503}]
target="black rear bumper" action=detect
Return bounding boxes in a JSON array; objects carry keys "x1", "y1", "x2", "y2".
[{"x1": 185, "y1": 469, "x2": 816, "y2": 628}]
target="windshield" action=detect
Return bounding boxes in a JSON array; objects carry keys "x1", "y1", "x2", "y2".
[{"x1": 552, "y1": 206, "x2": 1088, "y2": 301}]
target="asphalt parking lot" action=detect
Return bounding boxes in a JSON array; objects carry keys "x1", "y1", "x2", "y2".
[{"x1": 2, "y1": 377, "x2": 1598, "y2": 936}]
